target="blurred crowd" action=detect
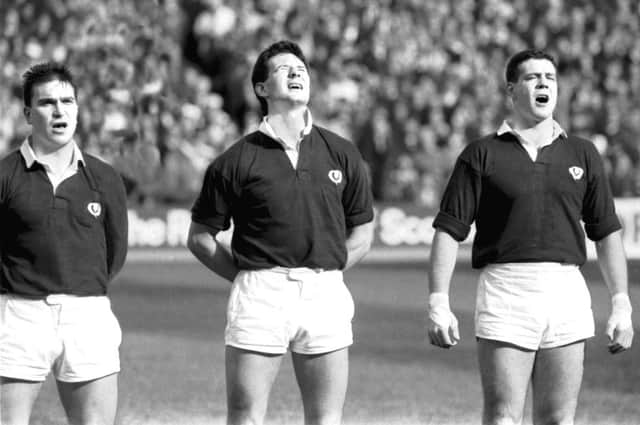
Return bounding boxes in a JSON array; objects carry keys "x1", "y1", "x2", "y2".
[{"x1": 1, "y1": 0, "x2": 640, "y2": 206}]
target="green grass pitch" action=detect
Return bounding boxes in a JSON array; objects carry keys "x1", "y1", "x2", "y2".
[{"x1": 27, "y1": 259, "x2": 640, "y2": 424}]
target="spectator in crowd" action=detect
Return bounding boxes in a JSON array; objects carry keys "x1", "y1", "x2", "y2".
[{"x1": 2, "y1": 0, "x2": 640, "y2": 203}]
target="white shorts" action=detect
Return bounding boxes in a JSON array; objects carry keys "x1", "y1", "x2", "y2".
[
  {"x1": 475, "y1": 263, "x2": 595, "y2": 350},
  {"x1": 225, "y1": 268, "x2": 354, "y2": 355},
  {"x1": 0, "y1": 294, "x2": 122, "y2": 382}
]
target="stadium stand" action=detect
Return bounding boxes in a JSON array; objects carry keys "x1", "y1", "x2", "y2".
[{"x1": 1, "y1": 0, "x2": 640, "y2": 206}]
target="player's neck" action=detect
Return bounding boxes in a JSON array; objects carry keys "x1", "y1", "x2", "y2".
[
  {"x1": 31, "y1": 137, "x2": 76, "y2": 173},
  {"x1": 267, "y1": 107, "x2": 308, "y2": 147},
  {"x1": 510, "y1": 117, "x2": 555, "y2": 148}
]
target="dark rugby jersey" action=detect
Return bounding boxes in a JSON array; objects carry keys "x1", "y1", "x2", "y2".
[
  {"x1": 0, "y1": 150, "x2": 128, "y2": 297},
  {"x1": 192, "y1": 125, "x2": 374, "y2": 270},
  {"x1": 433, "y1": 132, "x2": 620, "y2": 268}
]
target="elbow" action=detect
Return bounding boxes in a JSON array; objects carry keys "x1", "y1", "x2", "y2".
[
  {"x1": 186, "y1": 237, "x2": 196, "y2": 255},
  {"x1": 187, "y1": 224, "x2": 220, "y2": 260},
  {"x1": 362, "y1": 233, "x2": 374, "y2": 254},
  {"x1": 186, "y1": 232, "x2": 203, "y2": 256},
  {"x1": 357, "y1": 222, "x2": 375, "y2": 254}
]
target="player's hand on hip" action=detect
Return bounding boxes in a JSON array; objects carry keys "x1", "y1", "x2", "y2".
[
  {"x1": 427, "y1": 293, "x2": 460, "y2": 349},
  {"x1": 606, "y1": 293, "x2": 634, "y2": 354}
]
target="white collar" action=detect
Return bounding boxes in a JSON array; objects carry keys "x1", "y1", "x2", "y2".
[
  {"x1": 20, "y1": 137, "x2": 85, "y2": 169},
  {"x1": 496, "y1": 119, "x2": 567, "y2": 140},
  {"x1": 258, "y1": 108, "x2": 313, "y2": 143}
]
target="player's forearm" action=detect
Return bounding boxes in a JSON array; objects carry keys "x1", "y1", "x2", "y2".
[
  {"x1": 428, "y1": 230, "x2": 460, "y2": 295},
  {"x1": 595, "y1": 230, "x2": 629, "y2": 296},
  {"x1": 187, "y1": 224, "x2": 239, "y2": 283},
  {"x1": 190, "y1": 239, "x2": 238, "y2": 282},
  {"x1": 344, "y1": 221, "x2": 374, "y2": 270},
  {"x1": 596, "y1": 230, "x2": 633, "y2": 353}
]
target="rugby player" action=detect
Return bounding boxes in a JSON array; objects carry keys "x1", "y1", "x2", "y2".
[
  {"x1": 0, "y1": 62, "x2": 128, "y2": 425},
  {"x1": 188, "y1": 40, "x2": 375, "y2": 425},
  {"x1": 427, "y1": 49, "x2": 633, "y2": 425}
]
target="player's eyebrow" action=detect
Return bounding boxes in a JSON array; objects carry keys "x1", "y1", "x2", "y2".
[
  {"x1": 36, "y1": 95, "x2": 76, "y2": 105},
  {"x1": 274, "y1": 64, "x2": 307, "y2": 72},
  {"x1": 523, "y1": 72, "x2": 556, "y2": 79}
]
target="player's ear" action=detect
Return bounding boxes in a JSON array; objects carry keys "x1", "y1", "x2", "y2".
[
  {"x1": 506, "y1": 82, "x2": 514, "y2": 98},
  {"x1": 23, "y1": 106, "x2": 32, "y2": 123},
  {"x1": 254, "y1": 82, "x2": 268, "y2": 98}
]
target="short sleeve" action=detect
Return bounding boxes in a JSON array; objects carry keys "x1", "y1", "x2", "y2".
[
  {"x1": 581, "y1": 142, "x2": 621, "y2": 241},
  {"x1": 432, "y1": 156, "x2": 482, "y2": 242},
  {"x1": 191, "y1": 162, "x2": 235, "y2": 231},
  {"x1": 342, "y1": 154, "x2": 374, "y2": 228}
]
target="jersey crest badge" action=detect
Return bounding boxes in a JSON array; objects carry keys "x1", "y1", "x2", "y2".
[
  {"x1": 568, "y1": 166, "x2": 584, "y2": 181},
  {"x1": 87, "y1": 202, "x2": 102, "y2": 218},
  {"x1": 328, "y1": 170, "x2": 343, "y2": 185}
]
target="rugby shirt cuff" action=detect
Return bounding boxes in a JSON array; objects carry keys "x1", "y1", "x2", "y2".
[
  {"x1": 432, "y1": 211, "x2": 471, "y2": 242},
  {"x1": 584, "y1": 214, "x2": 622, "y2": 241}
]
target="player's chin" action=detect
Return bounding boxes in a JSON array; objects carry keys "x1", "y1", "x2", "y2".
[
  {"x1": 289, "y1": 91, "x2": 309, "y2": 102},
  {"x1": 532, "y1": 102, "x2": 553, "y2": 113},
  {"x1": 531, "y1": 111, "x2": 553, "y2": 123},
  {"x1": 49, "y1": 134, "x2": 74, "y2": 145}
]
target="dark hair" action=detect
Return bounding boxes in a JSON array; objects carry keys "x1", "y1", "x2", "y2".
[
  {"x1": 22, "y1": 61, "x2": 76, "y2": 107},
  {"x1": 251, "y1": 40, "x2": 308, "y2": 116},
  {"x1": 505, "y1": 49, "x2": 557, "y2": 83}
]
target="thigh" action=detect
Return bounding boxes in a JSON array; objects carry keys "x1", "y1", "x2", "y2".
[
  {"x1": 56, "y1": 297, "x2": 121, "y2": 382},
  {"x1": 541, "y1": 273, "x2": 594, "y2": 349},
  {"x1": 477, "y1": 338, "x2": 536, "y2": 425},
  {"x1": 57, "y1": 373, "x2": 118, "y2": 425},
  {"x1": 291, "y1": 347, "x2": 348, "y2": 425},
  {"x1": 225, "y1": 345, "x2": 283, "y2": 423},
  {"x1": 292, "y1": 272, "x2": 354, "y2": 355},
  {"x1": 475, "y1": 268, "x2": 546, "y2": 351},
  {"x1": 0, "y1": 295, "x2": 59, "y2": 381},
  {"x1": 532, "y1": 341, "x2": 584, "y2": 425},
  {"x1": 0, "y1": 377, "x2": 43, "y2": 425},
  {"x1": 225, "y1": 271, "x2": 290, "y2": 354}
]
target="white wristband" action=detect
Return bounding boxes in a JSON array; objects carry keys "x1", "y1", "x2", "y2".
[
  {"x1": 428, "y1": 292, "x2": 450, "y2": 309},
  {"x1": 611, "y1": 293, "x2": 632, "y2": 314},
  {"x1": 428, "y1": 292, "x2": 453, "y2": 328}
]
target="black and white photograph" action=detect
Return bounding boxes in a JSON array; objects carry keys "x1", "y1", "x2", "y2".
[{"x1": 0, "y1": 1, "x2": 638, "y2": 424}]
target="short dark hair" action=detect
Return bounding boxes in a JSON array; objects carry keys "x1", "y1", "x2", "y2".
[
  {"x1": 22, "y1": 61, "x2": 76, "y2": 107},
  {"x1": 251, "y1": 40, "x2": 308, "y2": 116},
  {"x1": 505, "y1": 49, "x2": 557, "y2": 83}
]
